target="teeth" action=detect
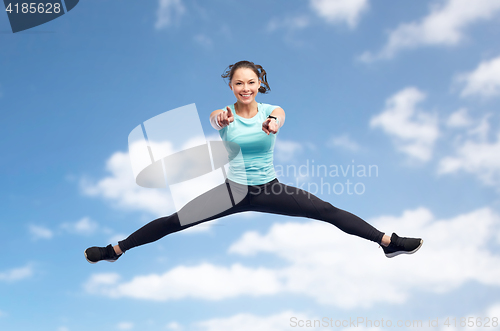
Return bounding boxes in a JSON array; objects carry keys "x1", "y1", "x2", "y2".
[{"x1": 242, "y1": 94, "x2": 251, "y2": 97}]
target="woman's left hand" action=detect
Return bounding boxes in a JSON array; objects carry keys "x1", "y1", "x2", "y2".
[{"x1": 262, "y1": 118, "x2": 279, "y2": 135}]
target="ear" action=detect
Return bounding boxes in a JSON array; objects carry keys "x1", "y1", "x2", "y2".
[{"x1": 229, "y1": 82, "x2": 233, "y2": 90}]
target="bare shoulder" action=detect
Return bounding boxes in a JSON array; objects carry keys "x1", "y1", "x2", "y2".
[{"x1": 271, "y1": 107, "x2": 285, "y2": 114}]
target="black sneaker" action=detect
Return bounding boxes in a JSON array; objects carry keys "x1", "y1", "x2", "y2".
[
  {"x1": 382, "y1": 233, "x2": 423, "y2": 258},
  {"x1": 85, "y1": 244, "x2": 121, "y2": 264}
]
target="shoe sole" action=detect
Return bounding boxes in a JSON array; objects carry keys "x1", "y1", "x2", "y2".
[
  {"x1": 84, "y1": 250, "x2": 117, "y2": 264},
  {"x1": 385, "y1": 239, "x2": 423, "y2": 258}
]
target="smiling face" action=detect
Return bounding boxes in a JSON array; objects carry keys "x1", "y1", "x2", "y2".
[{"x1": 229, "y1": 68, "x2": 261, "y2": 105}]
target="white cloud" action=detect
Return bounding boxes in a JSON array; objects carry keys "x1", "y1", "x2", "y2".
[
  {"x1": 446, "y1": 108, "x2": 472, "y2": 128},
  {"x1": 84, "y1": 273, "x2": 121, "y2": 296},
  {"x1": 438, "y1": 127, "x2": 500, "y2": 187},
  {"x1": 82, "y1": 146, "x2": 233, "y2": 233},
  {"x1": 268, "y1": 0, "x2": 368, "y2": 34},
  {"x1": 370, "y1": 87, "x2": 439, "y2": 162},
  {"x1": 30, "y1": 218, "x2": 114, "y2": 241},
  {"x1": 117, "y1": 322, "x2": 134, "y2": 330},
  {"x1": 0, "y1": 310, "x2": 6, "y2": 317},
  {"x1": 267, "y1": 15, "x2": 310, "y2": 32},
  {"x1": 57, "y1": 327, "x2": 69, "y2": 331},
  {"x1": 28, "y1": 224, "x2": 53, "y2": 240},
  {"x1": 469, "y1": 114, "x2": 492, "y2": 141},
  {"x1": 84, "y1": 263, "x2": 283, "y2": 301},
  {"x1": 193, "y1": 34, "x2": 213, "y2": 48},
  {"x1": 230, "y1": 207, "x2": 500, "y2": 307},
  {"x1": 486, "y1": 303, "x2": 500, "y2": 320},
  {"x1": 457, "y1": 55, "x2": 500, "y2": 98},
  {"x1": 85, "y1": 206, "x2": 500, "y2": 308},
  {"x1": 274, "y1": 140, "x2": 304, "y2": 163},
  {"x1": 155, "y1": 0, "x2": 185, "y2": 30},
  {"x1": 0, "y1": 264, "x2": 34, "y2": 282},
  {"x1": 327, "y1": 134, "x2": 360, "y2": 151},
  {"x1": 309, "y1": 0, "x2": 369, "y2": 28},
  {"x1": 166, "y1": 321, "x2": 183, "y2": 330},
  {"x1": 80, "y1": 150, "x2": 174, "y2": 217},
  {"x1": 359, "y1": 0, "x2": 500, "y2": 61},
  {"x1": 61, "y1": 217, "x2": 99, "y2": 235}
]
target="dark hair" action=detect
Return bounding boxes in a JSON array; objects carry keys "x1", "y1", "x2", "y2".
[{"x1": 221, "y1": 60, "x2": 271, "y2": 94}]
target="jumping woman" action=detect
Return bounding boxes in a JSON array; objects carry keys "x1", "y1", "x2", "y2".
[{"x1": 85, "y1": 60, "x2": 423, "y2": 263}]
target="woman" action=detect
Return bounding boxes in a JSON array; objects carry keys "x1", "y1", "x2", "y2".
[{"x1": 85, "y1": 60, "x2": 423, "y2": 263}]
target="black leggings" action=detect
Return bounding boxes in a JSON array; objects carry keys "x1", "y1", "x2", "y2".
[{"x1": 118, "y1": 178, "x2": 384, "y2": 252}]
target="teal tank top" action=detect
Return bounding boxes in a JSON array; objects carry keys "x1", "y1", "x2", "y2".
[{"x1": 219, "y1": 103, "x2": 280, "y2": 185}]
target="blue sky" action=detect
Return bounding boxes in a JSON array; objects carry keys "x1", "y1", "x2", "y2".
[{"x1": 1, "y1": 0, "x2": 500, "y2": 330}]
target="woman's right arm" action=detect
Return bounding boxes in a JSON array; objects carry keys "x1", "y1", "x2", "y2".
[{"x1": 210, "y1": 106, "x2": 234, "y2": 130}]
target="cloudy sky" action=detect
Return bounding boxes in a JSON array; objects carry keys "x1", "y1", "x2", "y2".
[{"x1": 1, "y1": 0, "x2": 500, "y2": 330}]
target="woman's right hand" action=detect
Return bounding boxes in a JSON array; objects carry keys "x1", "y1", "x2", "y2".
[{"x1": 217, "y1": 106, "x2": 234, "y2": 128}]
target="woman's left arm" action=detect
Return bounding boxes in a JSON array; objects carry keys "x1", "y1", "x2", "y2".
[
  {"x1": 262, "y1": 107, "x2": 286, "y2": 135},
  {"x1": 271, "y1": 107, "x2": 285, "y2": 129}
]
